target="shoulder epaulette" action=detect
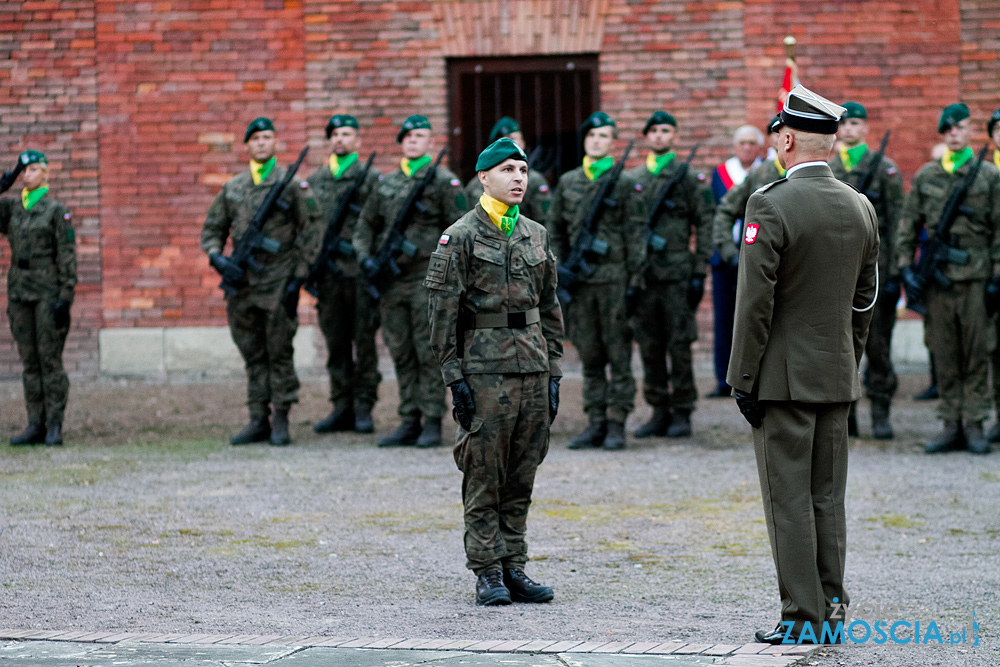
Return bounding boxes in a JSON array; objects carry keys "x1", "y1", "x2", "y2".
[{"x1": 754, "y1": 179, "x2": 784, "y2": 195}]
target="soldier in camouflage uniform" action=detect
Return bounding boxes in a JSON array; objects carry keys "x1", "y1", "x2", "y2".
[
  {"x1": 201, "y1": 117, "x2": 322, "y2": 446},
  {"x1": 1, "y1": 151, "x2": 76, "y2": 446},
  {"x1": 464, "y1": 117, "x2": 551, "y2": 222},
  {"x1": 898, "y1": 103, "x2": 1000, "y2": 455},
  {"x1": 627, "y1": 111, "x2": 714, "y2": 440},
  {"x1": 306, "y1": 114, "x2": 382, "y2": 434},
  {"x1": 546, "y1": 111, "x2": 644, "y2": 451},
  {"x1": 986, "y1": 107, "x2": 1000, "y2": 442},
  {"x1": 427, "y1": 138, "x2": 563, "y2": 606},
  {"x1": 354, "y1": 115, "x2": 467, "y2": 448},
  {"x1": 829, "y1": 102, "x2": 905, "y2": 440}
]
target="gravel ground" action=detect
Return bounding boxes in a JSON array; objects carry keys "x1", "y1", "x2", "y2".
[{"x1": 0, "y1": 370, "x2": 997, "y2": 667}]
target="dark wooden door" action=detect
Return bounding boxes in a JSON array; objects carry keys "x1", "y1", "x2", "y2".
[{"x1": 447, "y1": 55, "x2": 600, "y2": 184}]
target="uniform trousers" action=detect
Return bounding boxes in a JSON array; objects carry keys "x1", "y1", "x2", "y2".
[
  {"x1": 862, "y1": 284, "x2": 898, "y2": 405},
  {"x1": 380, "y1": 277, "x2": 443, "y2": 420},
  {"x1": 8, "y1": 298, "x2": 70, "y2": 425},
  {"x1": 633, "y1": 281, "x2": 698, "y2": 411},
  {"x1": 316, "y1": 274, "x2": 381, "y2": 410}
]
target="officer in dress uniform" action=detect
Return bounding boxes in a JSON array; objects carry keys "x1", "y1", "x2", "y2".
[
  {"x1": 427, "y1": 138, "x2": 562, "y2": 606},
  {"x1": 728, "y1": 87, "x2": 879, "y2": 644}
]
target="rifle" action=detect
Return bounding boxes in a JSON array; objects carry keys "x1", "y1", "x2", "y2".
[
  {"x1": 855, "y1": 130, "x2": 890, "y2": 203},
  {"x1": 210, "y1": 145, "x2": 310, "y2": 298},
  {"x1": 903, "y1": 143, "x2": 991, "y2": 316},
  {"x1": 304, "y1": 151, "x2": 377, "y2": 298},
  {"x1": 555, "y1": 140, "x2": 635, "y2": 305},
  {"x1": 0, "y1": 156, "x2": 27, "y2": 194},
  {"x1": 624, "y1": 144, "x2": 700, "y2": 316},
  {"x1": 361, "y1": 146, "x2": 447, "y2": 300}
]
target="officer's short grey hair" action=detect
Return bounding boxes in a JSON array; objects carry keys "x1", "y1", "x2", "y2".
[{"x1": 733, "y1": 125, "x2": 764, "y2": 146}]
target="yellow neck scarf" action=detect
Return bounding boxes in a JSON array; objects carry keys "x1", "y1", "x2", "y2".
[
  {"x1": 773, "y1": 157, "x2": 787, "y2": 178},
  {"x1": 583, "y1": 155, "x2": 613, "y2": 181},
  {"x1": 22, "y1": 186, "x2": 49, "y2": 211},
  {"x1": 993, "y1": 149, "x2": 1000, "y2": 171},
  {"x1": 250, "y1": 157, "x2": 276, "y2": 185},
  {"x1": 479, "y1": 194, "x2": 519, "y2": 237},
  {"x1": 401, "y1": 155, "x2": 431, "y2": 177},
  {"x1": 838, "y1": 143, "x2": 867, "y2": 172},
  {"x1": 329, "y1": 152, "x2": 358, "y2": 179},
  {"x1": 646, "y1": 151, "x2": 676, "y2": 175},
  {"x1": 942, "y1": 146, "x2": 974, "y2": 174}
]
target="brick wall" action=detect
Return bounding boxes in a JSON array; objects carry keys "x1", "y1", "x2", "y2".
[{"x1": 0, "y1": 0, "x2": 997, "y2": 379}]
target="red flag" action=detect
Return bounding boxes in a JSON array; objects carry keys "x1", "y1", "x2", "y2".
[{"x1": 777, "y1": 36, "x2": 799, "y2": 112}]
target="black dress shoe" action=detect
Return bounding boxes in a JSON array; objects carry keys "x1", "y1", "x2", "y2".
[
  {"x1": 705, "y1": 385, "x2": 732, "y2": 398},
  {"x1": 754, "y1": 625, "x2": 789, "y2": 645},
  {"x1": 504, "y1": 568, "x2": 553, "y2": 603},
  {"x1": 475, "y1": 570, "x2": 511, "y2": 606}
]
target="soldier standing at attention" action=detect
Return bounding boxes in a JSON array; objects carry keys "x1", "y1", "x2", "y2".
[
  {"x1": 705, "y1": 126, "x2": 763, "y2": 399},
  {"x1": 547, "y1": 111, "x2": 643, "y2": 451},
  {"x1": 728, "y1": 87, "x2": 879, "y2": 644},
  {"x1": 829, "y1": 102, "x2": 905, "y2": 440},
  {"x1": 1, "y1": 151, "x2": 76, "y2": 446},
  {"x1": 201, "y1": 117, "x2": 322, "y2": 446},
  {"x1": 354, "y1": 115, "x2": 467, "y2": 448},
  {"x1": 427, "y1": 138, "x2": 562, "y2": 606},
  {"x1": 627, "y1": 111, "x2": 715, "y2": 439},
  {"x1": 897, "y1": 104, "x2": 1000, "y2": 455},
  {"x1": 464, "y1": 117, "x2": 551, "y2": 221},
  {"x1": 306, "y1": 115, "x2": 382, "y2": 435},
  {"x1": 986, "y1": 107, "x2": 1000, "y2": 443}
]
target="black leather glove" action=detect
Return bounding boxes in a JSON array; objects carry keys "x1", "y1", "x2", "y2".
[
  {"x1": 449, "y1": 379, "x2": 476, "y2": 432},
  {"x1": 882, "y1": 276, "x2": 902, "y2": 303},
  {"x1": 208, "y1": 252, "x2": 243, "y2": 283},
  {"x1": 734, "y1": 389, "x2": 764, "y2": 429},
  {"x1": 624, "y1": 286, "x2": 641, "y2": 318},
  {"x1": 52, "y1": 299, "x2": 71, "y2": 330},
  {"x1": 548, "y1": 376, "x2": 560, "y2": 425},
  {"x1": 0, "y1": 170, "x2": 19, "y2": 194},
  {"x1": 901, "y1": 265, "x2": 924, "y2": 308},
  {"x1": 361, "y1": 258, "x2": 379, "y2": 282},
  {"x1": 985, "y1": 277, "x2": 1000, "y2": 317},
  {"x1": 281, "y1": 277, "x2": 304, "y2": 320},
  {"x1": 686, "y1": 274, "x2": 706, "y2": 310}
]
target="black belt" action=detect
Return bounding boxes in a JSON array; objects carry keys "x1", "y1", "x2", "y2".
[{"x1": 459, "y1": 308, "x2": 540, "y2": 330}]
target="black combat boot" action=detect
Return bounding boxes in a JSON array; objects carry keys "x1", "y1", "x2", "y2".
[
  {"x1": 230, "y1": 415, "x2": 270, "y2": 446},
  {"x1": 10, "y1": 422, "x2": 46, "y2": 446},
  {"x1": 270, "y1": 409, "x2": 291, "y2": 446},
  {"x1": 504, "y1": 568, "x2": 554, "y2": 603},
  {"x1": 966, "y1": 421, "x2": 991, "y2": 455},
  {"x1": 666, "y1": 409, "x2": 692, "y2": 438},
  {"x1": 913, "y1": 384, "x2": 938, "y2": 401},
  {"x1": 353, "y1": 404, "x2": 374, "y2": 433},
  {"x1": 44, "y1": 423, "x2": 63, "y2": 446},
  {"x1": 475, "y1": 570, "x2": 511, "y2": 606},
  {"x1": 415, "y1": 416, "x2": 442, "y2": 448},
  {"x1": 634, "y1": 407, "x2": 670, "y2": 438},
  {"x1": 313, "y1": 400, "x2": 354, "y2": 433},
  {"x1": 603, "y1": 420, "x2": 626, "y2": 450},
  {"x1": 924, "y1": 420, "x2": 964, "y2": 454},
  {"x1": 871, "y1": 401, "x2": 894, "y2": 440},
  {"x1": 568, "y1": 416, "x2": 607, "y2": 450},
  {"x1": 987, "y1": 421, "x2": 1000, "y2": 443},
  {"x1": 377, "y1": 418, "x2": 421, "y2": 447},
  {"x1": 847, "y1": 401, "x2": 859, "y2": 437}
]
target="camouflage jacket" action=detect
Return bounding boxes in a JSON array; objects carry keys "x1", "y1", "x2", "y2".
[
  {"x1": 626, "y1": 161, "x2": 715, "y2": 282},
  {"x1": 425, "y1": 205, "x2": 564, "y2": 385},
  {"x1": 200, "y1": 165, "x2": 323, "y2": 298},
  {"x1": 0, "y1": 195, "x2": 77, "y2": 303},
  {"x1": 353, "y1": 161, "x2": 467, "y2": 282},
  {"x1": 464, "y1": 168, "x2": 551, "y2": 221},
  {"x1": 712, "y1": 159, "x2": 785, "y2": 263},
  {"x1": 828, "y1": 149, "x2": 905, "y2": 278},
  {"x1": 306, "y1": 158, "x2": 382, "y2": 279},
  {"x1": 545, "y1": 165, "x2": 645, "y2": 285},
  {"x1": 897, "y1": 157, "x2": 1000, "y2": 281}
]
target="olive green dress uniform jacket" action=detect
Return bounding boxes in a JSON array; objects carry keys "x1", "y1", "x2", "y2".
[
  {"x1": 727, "y1": 164, "x2": 880, "y2": 402},
  {"x1": 0, "y1": 196, "x2": 77, "y2": 304},
  {"x1": 712, "y1": 159, "x2": 785, "y2": 264},
  {"x1": 465, "y1": 169, "x2": 551, "y2": 222}
]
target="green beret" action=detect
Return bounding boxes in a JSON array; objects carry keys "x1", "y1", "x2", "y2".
[
  {"x1": 841, "y1": 102, "x2": 867, "y2": 120},
  {"x1": 18, "y1": 150, "x2": 47, "y2": 166},
  {"x1": 475, "y1": 137, "x2": 527, "y2": 172},
  {"x1": 938, "y1": 103, "x2": 970, "y2": 134},
  {"x1": 244, "y1": 117, "x2": 275, "y2": 143},
  {"x1": 987, "y1": 107, "x2": 1000, "y2": 136},
  {"x1": 397, "y1": 114, "x2": 432, "y2": 143},
  {"x1": 643, "y1": 111, "x2": 676, "y2": 134},
  {"x1": 325, "y1": 114, "x2": 359, "y2": 139},
  {"x1": 580, "y1": 111, "x2": 615, "y2": 136},
  {"x1": 488, "y1": 117, "x2": 521, "y2": 144}
]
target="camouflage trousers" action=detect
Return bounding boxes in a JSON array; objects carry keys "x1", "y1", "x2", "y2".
[
  {"x1": 380, "y1": 277, "x2": 443, "y2": 420},
  {"x1": 452, "y1": 372, "x2": 550, "y2": 575},
  {"x1": 632, "y1": 281, "x2": 698, "y2": 411},
  {"x1": 862, "y1": 284, "x2": 898, "y2": 405},
  {"x1": 925, "y1": 281, "x2": 993, "y2": 422},
  {"x1": 568, "y1": 281, "x2": 635, "y2": 423},
  {"x1": 8, "y1": 298, "x2": 70, "y2": 425},
  {"x1": 226, "y1": 292, "x2": 300, "y2": 419},
  {"x1": 316, "y1": 274, "x2": 381, "y2": 411}
]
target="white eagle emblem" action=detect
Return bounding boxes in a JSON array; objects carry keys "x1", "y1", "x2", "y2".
[{"x1": 744, "y1": 223, "x2": 760, "y2": 245}]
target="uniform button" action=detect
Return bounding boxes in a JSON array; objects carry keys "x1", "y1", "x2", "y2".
[{"x1": 742, "y1": 374, "x2": 750, "y2": 380}]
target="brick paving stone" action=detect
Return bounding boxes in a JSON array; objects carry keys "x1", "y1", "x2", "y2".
[
  {"x1": 488, "y1": 640, "x2": 532, "y2": 652},
  {"x1": 167, "y1": 634, "x2": 213, "y2": 643},
  {"x1": 591, "y1": 641, "x2": 635, "y2": 653},
  {"x1": 139, "y1": 634, "x2": 188, "y2": 643},
  {"x1": 645, "y1": 642, "x2": 687, "y2": 654},
  {"x1": 241, "y1": 635, "x2": 283, "y2": 645},
  {"x1": 767, "y1": 645, "x2": 815, "y2": 655},
  {"x1": 733, "y1": 643, "x2": 771, "y2": 654},
  {"x1": 266, "y1": 635, "x2": 309, "y2": 646},
  {"x1": 123, "y1": 634, "x2": 170, "y2": 642},
  {"x1": 96, "y1": 633, "x2": 144, "y2": 643},
  {"x1": 703, "y1": 644, "x2": 743, "y2": 656},
  {"x1": 312, "y1": 637, "x2": 356, "y2": 647},
  {"x1": 48, "y1": 632, "x2": 96, "y2": 641},
  {"x1": 717, "y1": 656, "x2": 800, "y2": 666},
  {"x1": 297, "y1": 636, "x2": 337, "y2": 646},
  {"x1": 513, "y1": 640, "x2": 558, "y2": 653},
  {"x1": 361, "y1": 638, "x2": 407, "y2": 648},
  {"x1": 436, "y1": 639, "x2": 480, "y2": 650},
  {"x1": 411, "y1": 639, "x2": 454, "y2": 649},
  {"x1": 338, "y1": 637, "x2": 380, "y2": 648},
  {"x1": 673, "y1": 643, "x2": 714, "y2": 654},
  {"x1": 463, "y1": 639, "x2": 506, "y2": 651},
  {"x1": 190, "y1": 634, "x2": 238, "y2": 644},
  {"x1": 0, "y1": 630, "x2": 36, "y2": 639},
  {"x1": 563, "y1": 641, "x2": 609, "y2": 652},
  {"x1": 73, "y1": 632, "x2": 124, "y2": 642},
  {"x1": 381, "y1": 638, "x2": 432, "y2": 649},
  {"x1": 621, "y1": 642, "x2": 662, "y2": 654},
  {"x1": 22, "y1": 631, "x2": 68, "y2": 640},
  {"x1": 215, "y1": 635, "x2": 259, "y2": 644},
  {"x1": 539, "y1": 640, "x2": 584, "y2": 653}
]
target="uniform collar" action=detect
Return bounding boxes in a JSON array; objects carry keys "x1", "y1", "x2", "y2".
[{"x1": 786, "y1": 161, "x2": 831, "y2": 178}]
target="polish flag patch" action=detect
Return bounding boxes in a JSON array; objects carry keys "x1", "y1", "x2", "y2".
[
  {"x1": 450, "y1": 178, "x2": 461, "y2": 187},
  {"x1": 439, "y1": 234, "x2": 450, "y2": 245},
  {"x1": 744, "y1": 223, "x2": 760, "y2": 245}
]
